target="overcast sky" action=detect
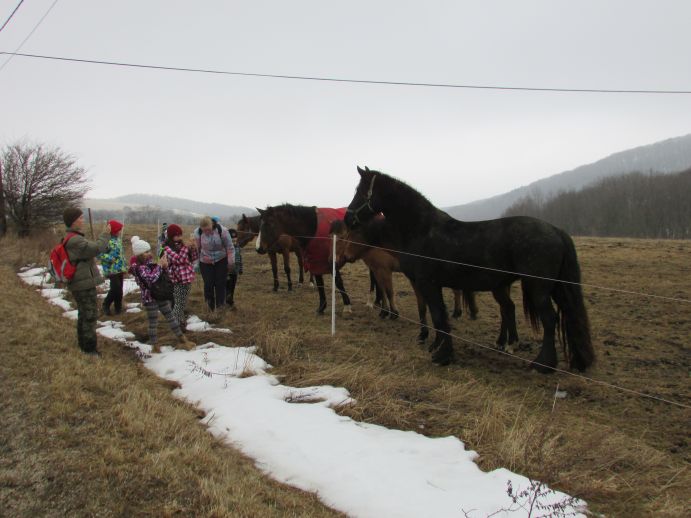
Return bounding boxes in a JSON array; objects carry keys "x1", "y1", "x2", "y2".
[{"x1": 2, "y1": 1, "x2": 690, "y2": 209}]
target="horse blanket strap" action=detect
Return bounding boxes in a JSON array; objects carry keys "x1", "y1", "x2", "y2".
[{"x1": 304, "y1": 207, "x2": 347, "y2": 275}]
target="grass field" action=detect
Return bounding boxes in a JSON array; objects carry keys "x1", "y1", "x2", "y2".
[{"x1": 1, "y1": 226, "x2": 689, "y2": 516}]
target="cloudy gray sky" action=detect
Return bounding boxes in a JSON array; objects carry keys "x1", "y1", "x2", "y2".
[{"x1": 2, "y1": 0, "x2": 690, "y2": 209}]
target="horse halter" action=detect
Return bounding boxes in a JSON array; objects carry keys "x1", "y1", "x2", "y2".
[{"x1": 346, "y1": 174, "x2": 377, "y2": 226}]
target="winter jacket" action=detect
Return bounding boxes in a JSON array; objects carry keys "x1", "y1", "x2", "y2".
[
  {"x1": 64, "y1": 228, "x2": 110, "y2": 292},
  {"x1": 233, "y1": 243, "x2": 243, "y2": 275},
  {"x1": 163, "y1": 242, "x2": 199, "y2": 285},
  {"x1": 194, "y1": 224, "x2": 235, "y2": 266},
  {"x1": 98, "y1": 236, "x2": 127, "y2": 276},
  {"x1": 129, "y1": 258, "x2": 162, "y2": 305}
]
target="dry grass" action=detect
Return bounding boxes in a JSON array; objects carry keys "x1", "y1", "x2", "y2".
[{"x1": 2, "y1": 226, "x2": 690, "y2": 516}]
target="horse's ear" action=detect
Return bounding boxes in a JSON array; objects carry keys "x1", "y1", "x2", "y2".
[
  {"x1": 357, "y1": 165, "x2": 365, "y2": 176},
  {"x1": 365, "y1": 166, "x2": 370, "y2": 172},
  {"x1": 256, "y1": 208, "x2": 265, "y2": 216}
]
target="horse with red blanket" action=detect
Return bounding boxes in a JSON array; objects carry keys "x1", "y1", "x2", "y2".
[{"x1": 256, "y1": 204, "x2": 352, "y2": 314}]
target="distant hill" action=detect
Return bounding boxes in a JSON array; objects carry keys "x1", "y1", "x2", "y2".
[
  {"x1": 84, "y1": 194, "x2": 257, "y2": 221},
  {"x1": 444, "y1": 133, "x2": 691, "y2": 221},
  {"x1": 502, "y1": 168, "x2": 691, "y2": 239}
]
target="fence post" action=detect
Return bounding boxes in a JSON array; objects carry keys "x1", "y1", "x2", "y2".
[{"x1": 331, "y1": 233, "x2": 336, "y2": 336}]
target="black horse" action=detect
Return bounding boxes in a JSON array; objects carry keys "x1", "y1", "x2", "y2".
[
  {"x1": 256, "y1": 204, "x2": 352, "y2": 315},
  {"x1": 344, "y1": 167, "x2": 594, "y2": 372},
  {"x1": 237, "y1": 213, "x2": 307, "y2": 291}
]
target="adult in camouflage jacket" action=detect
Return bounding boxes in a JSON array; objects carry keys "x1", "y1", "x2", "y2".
[{"x1": 62, "y1": 207, "x2": 111, "y2": 356}]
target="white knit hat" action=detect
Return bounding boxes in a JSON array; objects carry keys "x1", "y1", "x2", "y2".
[
  {"x1": 132, "y1": 238, "x2": 151, "y2": 256},
  {"x1": 131, "y1": 235, "x2": 140, "y2": 244}
]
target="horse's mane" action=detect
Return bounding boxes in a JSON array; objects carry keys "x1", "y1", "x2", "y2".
[
  {"x1": 267, "y1": 203, "x2": 316, "y2": 221},
  {"x1": 366, "y1": 169, "x2": 442, "y2": 229}
]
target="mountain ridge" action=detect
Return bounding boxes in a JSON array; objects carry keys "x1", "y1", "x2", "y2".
[{"x1": 443, "y1": 133, "x2": 691, "y2": 221}]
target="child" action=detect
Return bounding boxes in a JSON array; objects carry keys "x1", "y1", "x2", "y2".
[
  {"x1": 226, "y1": 228, "x2": 243, "y2": 308},
  {"x1": 129, "y1": 238, "x2": 195, "y2": 353},
  {"x1": 162, "y1": 224, "x2": 199, "y2": 331},
  {"x1": 98, "y1": 219, "x2": 127, "y2": 315}
]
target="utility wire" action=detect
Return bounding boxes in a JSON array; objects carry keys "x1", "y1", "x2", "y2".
[
  {"x1": 0, "y1": 0, "x2": 25, "y2": 33},
  {"x1": 0, "y1": 1, "x2": 59, "y2": 73},
  {"x1": 2, "y1": 51, "x2": 691, "y2": 95}
]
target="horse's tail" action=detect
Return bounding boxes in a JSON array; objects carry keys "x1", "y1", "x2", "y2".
[{"x1": 553, "y1": 232, "x2": 594, "y2": 371}]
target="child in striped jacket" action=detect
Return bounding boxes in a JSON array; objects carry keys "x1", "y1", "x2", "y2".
[{"x1": 130, "y1": 237, "x2": 195, "y2": 353}]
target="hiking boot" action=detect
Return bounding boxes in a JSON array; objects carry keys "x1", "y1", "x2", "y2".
[{"x1": 177, "y1": 335, "x2": 196, "y2": 350}]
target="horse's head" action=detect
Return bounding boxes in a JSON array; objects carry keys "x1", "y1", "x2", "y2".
[
  {"x1": 256, "y1": 207, "x2": 285, "y2": 255},
  {"x1": 345, "y1": 166, "x2": 382, "y2": 229},
  {"x1": 237, "y1": 213, "x2": 257, "y2": 248}
]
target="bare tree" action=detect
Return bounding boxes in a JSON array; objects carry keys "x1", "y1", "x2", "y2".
[{"x1": 1, "y1": 142, "x2": 90, "y2": 236}]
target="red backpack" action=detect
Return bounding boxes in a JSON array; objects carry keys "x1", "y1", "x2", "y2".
[{"x1": 49, "y1": 233, "x2": 79, "y2": 284}]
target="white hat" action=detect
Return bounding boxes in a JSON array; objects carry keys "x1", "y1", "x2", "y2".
[
  {"x1": 131, "y1": 235, "x2": 140, "y2": 244},
  {"x1": 132, "y1": 239, "x2": 151, "y2": 256}
]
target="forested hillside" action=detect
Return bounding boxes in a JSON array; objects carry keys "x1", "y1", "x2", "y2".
[{"x1": 502, "y1": 168, "x2": 691, "y2": 238}]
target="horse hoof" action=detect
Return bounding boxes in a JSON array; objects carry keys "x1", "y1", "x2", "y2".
[
  {"x1": 366, "y1": 302, "x2": 374, "y2": 309},
  {"x1": 451, "y1": 310, "x2": 461, "y2": 319},
  {"x1": 432, "y1": 344, "x2": 454, "y2": 366},
  {"x1": 379, "y1": 311, "x2": 388, "y2": 319},
  {"x1": 297, "y1": 283, "x2": 303, "y2": 288},
  {"x1": 389, "y1": 312, "x2": 399, "y2": 321},
  {"x1": 343, "y1": 305, "x2": 353, "y2": 314},
  {"x1": 530, "y1": 354, "x2": 557, "y2": 374},
  {"x1": 470, "y1": 313, "x2": 478, "y2": 321},
  {"x1": 288, "y1": 285, "x2": 293, "y2": 292}
]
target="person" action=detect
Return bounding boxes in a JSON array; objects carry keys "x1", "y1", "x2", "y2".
[
  {"x1": 226, "y1": 228, "x2": 243, "y2": 308},
  {"x1": 129, "y1": 238, "x2": 195, "y2": 352},
  {"x1": 162, "y1": 224, "x2": 199, "y2": 330},
  {"x1": 62, "y1": 207, "x2": 110, "y2": 356},
  {"x1": 98, "y1": 219, "x2": 127, "y2": 315},
  {"x1": 195, "y1": 216, "x2": 234, "y2": 311}
]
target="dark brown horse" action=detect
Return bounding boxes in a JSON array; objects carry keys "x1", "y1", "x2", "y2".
[
  {"x1": 237, "y1": 214, "x2": 307, "y2": 291},
  {"x1": 256, "y1": 205, "x2": 351, "y2": 315},
  {"x1": 345, "y1": 167, "x2": 593, "y2": 372}
]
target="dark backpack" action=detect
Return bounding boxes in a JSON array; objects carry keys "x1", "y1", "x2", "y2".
[
  {"x1": 150, "y1": 272, "x2": 174, "y2": 301},
  {"x1": 135, "y1": 264, "x2": 174, "y2": 302},
  {"x1": 48, "y1": 233, "x2": 79, "y2": 284}
]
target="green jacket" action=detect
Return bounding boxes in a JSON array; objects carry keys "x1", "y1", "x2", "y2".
[{"x1": 64, "y1": 228, "x2": 110, "y2": 292}]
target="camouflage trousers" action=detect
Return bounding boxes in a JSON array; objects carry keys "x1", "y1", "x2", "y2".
[{"x1": 72, "y1": 287, "x2": 99, "y2": 352}]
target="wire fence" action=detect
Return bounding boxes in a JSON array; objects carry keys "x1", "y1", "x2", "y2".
[{"x1": 246, "y1": 229, "x2": 691, "y2": 410}]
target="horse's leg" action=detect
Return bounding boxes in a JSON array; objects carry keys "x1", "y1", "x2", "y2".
[
  {"x1": 492, "y1": 286, "x2": 518, "y2": 353},
  {"x1": 525, "y1": 281, "x2": 558, "y2": 373},
  {"x1": 366, "y1": 269, "x2": 378, "y2": 308},
  {"x1": 315, "y1": 275, "x2": 327, "y2": 314},
  {"x1": 465, "y1": 290, "x2": 479, "y2": 320},
  {"x1": 335, "y1": 269, "x2": 352, "y2": 314},
  {"x1": 269, "y1": 252, "x2": 279, "y2": 291},
  {"x1": 282, "y1": 249, "x2": 293, "y2": 292},
  {"x1": 412, "y1": 282, "x2": 428, "y2": 344},
  {"x1": 384, "y1": 269, "x2": 398, "y2": 320},
  {"x1": 296, "y1": 250, "x2": 305, "y2": 287},
  {"x1": 451, "y1": 289, "x2": 462, "y2": 319},
  {"x1": 418, "y1": 282, "x2": 453, "y2": 365},
  {"x1": 373, "y1": 268, "x2": 390, "y2": 319}
]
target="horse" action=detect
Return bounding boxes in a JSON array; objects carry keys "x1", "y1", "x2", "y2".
[
  {"x1": 344, "y1": 167, "x2": 594, "y2": 373},
  {"x1": 256, "y1": 204, "x2": 352, "y2": 315},
  {"x1": 330, "y1": 218, "x2": 480, "y2": 325},
  {"x1": 237, "y1": 213, "x2": 307, "y2": 291}
]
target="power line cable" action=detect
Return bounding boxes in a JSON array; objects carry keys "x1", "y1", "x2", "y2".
[
  {"x1": 0, "y1": 0, "x2": 59, "y2": 73},
  {"x1": 2, "y1": 51, "x2": 691, "y2": 94},
  {"x1": 0, "y1": 0, "x2": 25, "y2": 33}
]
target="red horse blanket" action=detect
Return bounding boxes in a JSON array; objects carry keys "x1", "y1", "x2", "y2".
[{"x1": 304, "y1": 207, "x2": 347, "y2": 275}]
